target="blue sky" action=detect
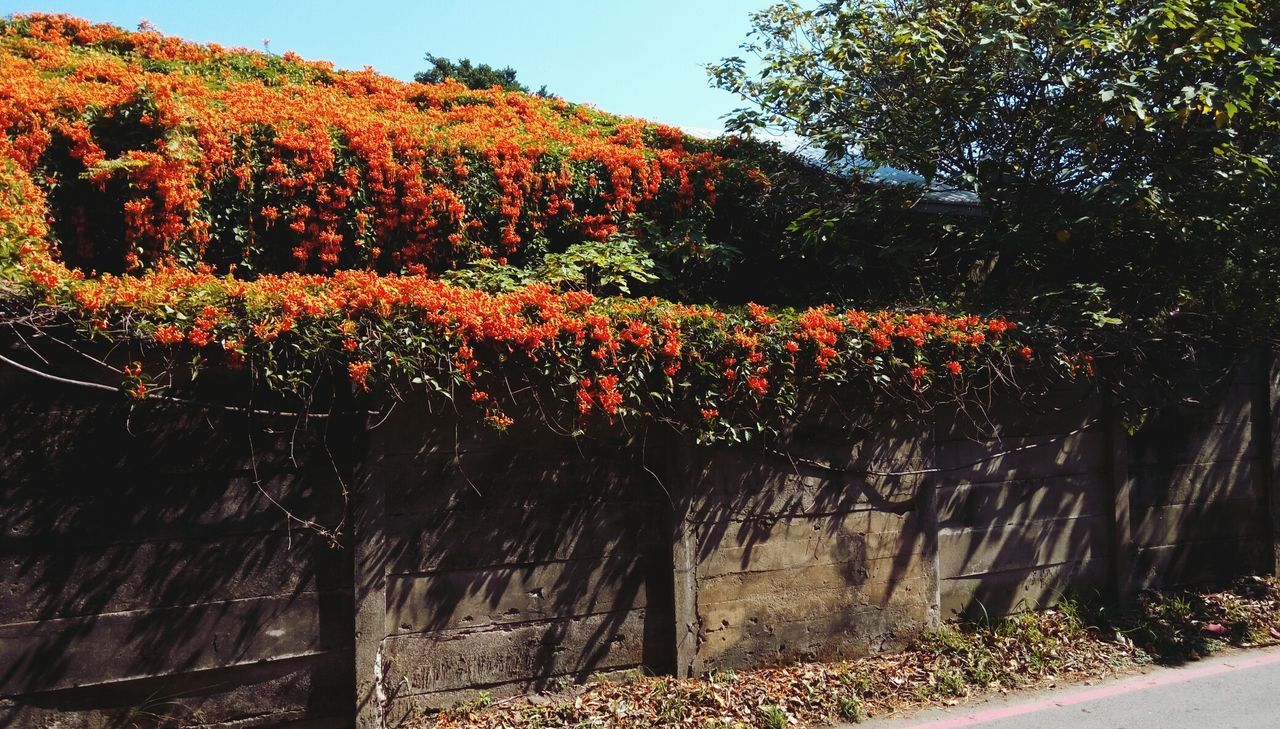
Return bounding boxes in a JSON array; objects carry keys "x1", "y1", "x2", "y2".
[{"x1": 2, "y1": 0, "x2": 769, "y2": 133}]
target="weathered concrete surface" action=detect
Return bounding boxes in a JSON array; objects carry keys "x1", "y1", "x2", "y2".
[
  {"x1": 2, "y1": 349, "x2": 1277, "y2": 727},
  {"x1": 384, "y1": 609, "x2": 650, "y2": 696},
  {"x1": 936, "y1": 387, "x2": 1110, "y2": 618},
  {"x1": 1127, "y1": 356, "x2": 1272, "y2": 588},
  {"x1": 935, "y1": 358, "x2": 1272, "y2": 618},
  {"x1": 370, "y1": 414, "x2": 675, "y2": 719},
  {"x1": 686, "y1": 421, "x2": 937, "y2": 674},
  {"x1": 1264, "y1": 349, "x2": 1280, "y2": 574},
  {"x1": 386, "y1": 557, "x2": 650, "y2": 634},
  {"x1": 0, "y1": 356, "x2": 354, "y2": 728},
  {"x1": 0, "y1": 591, "x2": 345, "y2": 694},
  {"x1": 353, "y1": 421, "x2": 387, "y2": 729},
  {"x1": 0, "y1": 655, "x2": 351, "y2": 729}
]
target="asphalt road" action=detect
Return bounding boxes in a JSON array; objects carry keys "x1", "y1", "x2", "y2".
[{"x1": 854, "y1": 645, "x2": 1280, "y2": 729}]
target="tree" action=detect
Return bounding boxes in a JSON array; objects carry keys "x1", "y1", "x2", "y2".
[
  {"x1": 414, "y1": 53, "x2": 549, "y2": 96},
  {"x1": 710, "y1": 1, "x2": 1280, "y2": 357}
]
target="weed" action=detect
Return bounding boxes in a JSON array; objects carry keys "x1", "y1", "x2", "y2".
[
  {"x1": 707, "y1": 667, "x2": 738, "y2": 683},
  {"x1": 760, "y1": 704, "x2": 789, "y2": 729},
  {"x1": 654, "y1": 685, "x2": 693, "y2": 724},
  {"x1": 622, "y1": 668, "x2": 645, "y2": 683},
  {"x1": 450, "y1": 690, "x2": 493, "y2": 714},
  {"x1": 838, "y1": 693, "x2": 866, "y2": 722},
  {"x1": 937, "y1": 668, "x2": 966, "y2": 698},
  {"x1": 965, "y1": 660, "x2": 995, "y2": 687},
  {"x1": 1134, "y1": 590, "x2": 1213, "y2": 660},
  {"x1": 1056, "y1": 597, "x2": 1088, "y2": 635},
  {"x1": 849, "y1": 668, "x2": 874, "y2": 695},
  {"x1": 925, "y1": 624, "x2": 969, "y2": 652}
]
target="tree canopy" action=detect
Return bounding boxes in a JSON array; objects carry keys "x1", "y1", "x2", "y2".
[
  {"x1": 710, "y1": 0, "x2": 1280, "y2": 367},
  {"x1": 414, "y1": 53, "x2": 549, "y2": 96}
]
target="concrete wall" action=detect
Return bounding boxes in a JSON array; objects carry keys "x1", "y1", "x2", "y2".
[
  {"x1": 0, "y1": 364, "x2": 354, "y2": 727},
  {"x1": 683, "y1": 415, "x2": 936, "y2": 674},
  {"x1": 1, "y1": 350, "x2": 1277, "y2": 727},
  {"x1": 368, "y1": 420, "x2": 674, "y2": 726},
  {"x1": 934, "y1": 384, "x2": 1112, "y2": 618},
  {"x1": 1124, "y1": 355, "x2": 1274, "y2": 590}
]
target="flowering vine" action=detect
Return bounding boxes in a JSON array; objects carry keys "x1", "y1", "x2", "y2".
[
  {"x1": 0, "y1": 14, "x2": 739, "y2": 275},
  {"x1": 0, "y1": 15, "x2": 1080, "y2": 441}
]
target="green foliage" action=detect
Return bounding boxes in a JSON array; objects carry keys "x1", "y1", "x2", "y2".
[
  {"x1": 837, "y1": 693, "x2": 865, "y2": 723},
  {"x1": 759, "y1": 704, "x2": 789, "y2": 729},
  {"x1": 415, "y1": 53, "x2": 550, "y2": 96},
  {"x1": 451, "y1": 690, "x2": 493, "y2": 713},
  {"x1": 517, "y1": 235, "x2": 660, "y2": 294},
  {"x1": 694, "y1": 136, "x2": 876, "y2": 304},
  {"x1": 711, "y1": 0, "x2": 1280, "y2": 364},
  {"x1": 440, "y1": 234, "x2": 660, "y2": 295},
  {"x1": 0, "y1": 12, "x2": 1069, "y2": 443}
]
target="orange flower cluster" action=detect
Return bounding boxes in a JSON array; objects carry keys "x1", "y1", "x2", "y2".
[
  {"x1": 0, "y1": 14, "x2": 736, "y2": 273},
  {"x1": 0, "y1": 16, "x2": 1065, "y2": 437},
  {"x1": 2, "y1": 196, "x2": 1042, "y2": 433}
]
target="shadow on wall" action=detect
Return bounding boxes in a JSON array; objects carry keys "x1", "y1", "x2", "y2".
[
  {"x1": 368, "y1": 399, "x2": 939, "y2": 706},
  {"x1": 934, "y1": 355, "x2": 1269, "y2": 620},
  {"x1": 931, "y1": 384, "x2": 1112, "y2": 619},
  {"x1": 683, "y1": 405, "x2": 934, "y2": 671},
  {"x1": 680, "y1": 365, "x2": 1267, "y2": 635},
  {"x1": 372, "y1": 415, "x2": 676, "y2": 713},
  {"x1": 0, "y1": 363, "x2": 354, "y2": 727},
  {"x1": 676, "y1": 385, "x2": 1115, "y2": 670},
  {"x1": 350, "y1": 357, "x2": 1275, "y2": 715},
  {"x1": 1, "y1": 347, "x2": 1271, "y2": 725},
  {"x1": 1124, "y1": 354, "x2": 1272, "y2": 589}
]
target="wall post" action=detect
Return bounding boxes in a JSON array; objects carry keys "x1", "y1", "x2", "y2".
[
  {"x1": 1106, "y1": 396, "x2": 1136, "y2": 601},
  {"x1": 667, "y1": 434, "x2": 699, "y2": 678},
  {"x1": 923, "y1": 420, "x2": 942, "y2": 629},
  {"x1": 1265, "y1": 347, "x2": 1280, "y2": 575},
  {"x1": 350, "y1": 408, "x2": 386, "y2": 729}
]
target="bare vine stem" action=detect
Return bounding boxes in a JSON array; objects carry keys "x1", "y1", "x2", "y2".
[
  {"x1": 0, "y1": 350, "x2": 380, "y2": 419},
  {"x1": 0, "y1": 351, "x2": 119, "y2": 393}
]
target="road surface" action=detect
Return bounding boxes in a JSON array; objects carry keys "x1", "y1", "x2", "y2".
[{"x1": 854, "y1": 645, "x2": 1280, "y2": 729}]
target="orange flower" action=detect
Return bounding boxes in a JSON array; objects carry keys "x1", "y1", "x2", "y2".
[
  {"x1": 153, "y1": 324, "x2": 184, "y2": 345},
  {"x1": 348, "y1": 360, "x2": 373, "y2": 389},
  {"x1": 484, "y1": 412, "x2": 515, "y2": 429}
]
